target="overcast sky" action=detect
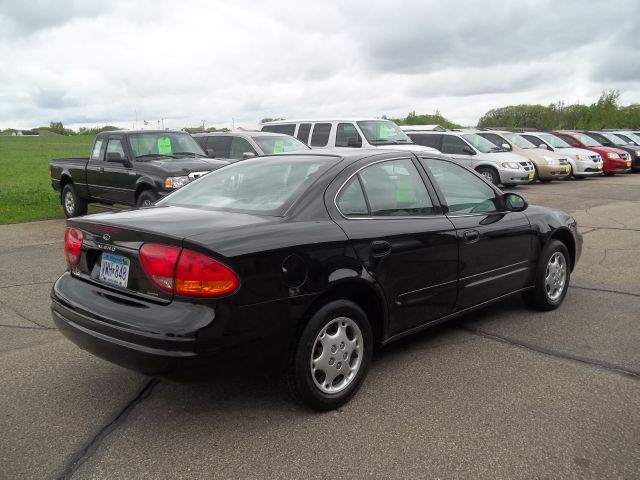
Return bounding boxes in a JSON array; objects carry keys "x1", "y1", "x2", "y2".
[{"x1": 1, "y1": 0, "x2": 639, "y2": 130}]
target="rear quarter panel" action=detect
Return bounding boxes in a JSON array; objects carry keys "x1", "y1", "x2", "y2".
[{"x1": 50, "y1": 158, "x2": 90, "y2": 197}]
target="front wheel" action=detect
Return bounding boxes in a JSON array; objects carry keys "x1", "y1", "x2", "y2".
[
  {"x1": 476, "y1": 167, "x2": 499, "y2": 186},
  {"x1": 137, "y1": 190, "x2": 158, "y2": 207},
  {"x1": 523, "y1": 239, "x2": 570, "y2": 311},
  {"x1": 286, "y1": 299, "x2": 373, "y2": 411},
  {"x1": 61, "y1": 184, "x2": 88, "y2": 218}
]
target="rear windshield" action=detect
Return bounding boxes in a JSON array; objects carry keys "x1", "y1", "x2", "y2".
[
  {"x1": 158, "y1": 155, "x2": 337, "y2": 214},
  {"x1": 251, "y1": 135, "x2": 310, "y2": 154}
]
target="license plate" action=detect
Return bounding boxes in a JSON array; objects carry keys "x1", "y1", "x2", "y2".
[
  {"x1": 565, "y1": 165, "x2": 570, "y2": 173},
  {"x1": 99, "y1": 253, "x2": 130, "y2": 288},
  {"x1": 597, "y1": 163, "x2": 603, "y2": 169},
  {"x1": 528, "y1": 171, "x2": 534, "y2": 180}
]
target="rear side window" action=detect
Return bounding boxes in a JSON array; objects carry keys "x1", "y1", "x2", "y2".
[
  {"x1": 357, "y1": 159, "x2": 434, "y2": 216},
  {"x1": 441, "y1": 135, "x2": 470, "y2": 155},
  {"x1": 262, "y1": 124, "x2": 296, "y2": 136},
  {"x1": 90, "y1": 139, "x2": 104, "y2": 160},
  {"x1": 335, "y1": 123, "x2": 362, "y2": 147},
  {"x1": 310, "y1": 123, "x2": 332, "y2": 147},
  {"x1": 336, "y1": 177, "x2": 368, "y2": 215},
  {"x1": 408, "y1": 133, "x2": 442, "y2": 149},
  {"x1": 296, "y1": 123, "x2": 311, "y2": 143}
]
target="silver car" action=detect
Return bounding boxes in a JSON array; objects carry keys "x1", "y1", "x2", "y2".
[{"x1": 402, "y1": 128, "x2": 534, "y2": 186}]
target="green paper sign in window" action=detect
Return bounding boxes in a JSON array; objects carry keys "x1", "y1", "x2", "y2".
[
  {"x1": 157, "y1": 137, "x2": 172, "y2": 154},
  {"x1": 273, "y1": 140, "x2": 284, "y2": 153},
  {"x1": 379, "y1": 125, "x2": 389, "y2": 139},
  {"x1": 395, "y1": 174, "x2": 416, "y2": 203}
]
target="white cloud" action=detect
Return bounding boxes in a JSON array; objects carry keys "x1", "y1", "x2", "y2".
[{"x1": 0, "y1": 0, "x2": 638, "y2": 130}]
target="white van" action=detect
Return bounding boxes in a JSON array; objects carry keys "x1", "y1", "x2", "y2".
[{"x1": 260, "y1": 119, "x2": 439, "y2": 153}]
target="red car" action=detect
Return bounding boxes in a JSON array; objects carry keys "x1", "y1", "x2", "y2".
[{"x1": 552, "y1": 131, "x2": 632, "y2": 175}]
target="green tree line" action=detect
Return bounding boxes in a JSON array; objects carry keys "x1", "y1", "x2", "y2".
[{"x1": 477, "y1": 90, "x2": 640, "y2": 129}]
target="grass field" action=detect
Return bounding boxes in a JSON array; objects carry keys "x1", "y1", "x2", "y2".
[{"x1": 0, "y1": 135, "x2": 94, "y2": 224}]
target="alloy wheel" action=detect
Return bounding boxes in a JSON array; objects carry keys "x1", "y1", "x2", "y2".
[
  {"x1": 544, "y1": 252, "x2": 566, "y2": 301},
  {"x1": 64, "y1": 191, "x2": 75, "y2": 215}
]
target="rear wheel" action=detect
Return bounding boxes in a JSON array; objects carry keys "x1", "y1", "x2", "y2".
[
  {"x1": 61, "y1": 184, "x2": 88, "y2": 218},
  {"x1": 476, "y1": 167, "x2": 499, "y2": 186},
  {"x1": 137, "y1": 190, "x2": 158, "y2": 207},
  {"x1": 286, "y1": 299, "x2": 373, "y2": 411},
  {"x1": 523, "y1": 239, "x2": 570, "y2": 311}
]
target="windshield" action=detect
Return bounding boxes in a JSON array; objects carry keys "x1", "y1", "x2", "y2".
[
  {"x1": 129, "y1": 133, "x2": 205, "y2": 158},
  {"x1": 575, "y1": 133, "x2": 602, "y2": 147},
  {"x1": 356, "y1": 120, "x2": 412, "y2": 145},
  {"x1": 158, "y1": 155, "x2": 337, "y2": 214},
  {"x1": 600, "y1": 132, "x2": 628, "y2": 146},
  {"x1": 461, "y1": 133, "x2": 503, "y2": 153},
  {"x1": 503, "y1": 132, "x2": 537, "y2": 149},
  {"x1": 537, "y1": 133, "x2": 571, "y2": 148},
  {"x1": 250, "y1": 135, "x2": 310, "y2": 154},
  {"x1": 616, "y1": 132, "x2": 640, "y2": 145}
]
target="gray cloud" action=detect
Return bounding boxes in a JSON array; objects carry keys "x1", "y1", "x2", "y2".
[{"x1": 0, "y1": 0, "x2": 638, "y2": 130}]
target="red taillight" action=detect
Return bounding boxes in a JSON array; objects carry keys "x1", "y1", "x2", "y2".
[
  {"x1": 64, "y1": 227, "x2": 83, "y2": 265},
  {"x1": 139, "y1": 244, "x2": 238, "y2": 297},
  {"x1": 139, "y1": 244, "x2": 181, "y2": 292},
  {"x1": 175, "y1": 250, "x2": 239, "y2": 297}
]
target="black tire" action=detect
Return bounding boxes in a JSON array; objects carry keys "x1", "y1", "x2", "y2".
[
  {"x1": 137, "y1": 190, "x2": 158, "y2": 207},
  {"x1": 476, "y1": 167, "x2": 499, "y2": 186},
  {"x1": 522, "y1": 239, "x2": 571, "y2": 311},
  {"x1": 502, "y1": 184, "x2": 517, "y2": 188},
  {"x1": 604, "y1": 172, "x2": 615, "y2": 176},
  {"x1": 61, "y1": 184, "x2": 88, "y2": 218},
  {"x1": 286, "y1": 299, "x2": 373, "y2": 411}
]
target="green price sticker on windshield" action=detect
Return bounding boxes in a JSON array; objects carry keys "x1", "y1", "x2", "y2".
[
  {"x1": 157, "y1": 137, "x2": 172, "y2": 154},
  {"x1": 379, "y1": 125, "x2": 389, "y2": 139},
  {"x1": 273, "y1": 140, "x2": 284, "y2": 153}
]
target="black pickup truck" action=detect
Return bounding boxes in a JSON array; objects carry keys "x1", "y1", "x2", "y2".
[{"x1": 50, "y1": 130, "x2": 229, "y2": 217}]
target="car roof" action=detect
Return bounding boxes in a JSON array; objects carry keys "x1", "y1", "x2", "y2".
[
  {"x1": 261, "y1": 118, "x2": 392, "y2": 125},
  {"x1": 97, "y1": 129, "x2": 185, "y2": 136},
  {"x1": 257, "y1": 148, "x2": 447, "y2": 163},
  {"x1": 192, "y1": 131, "x2": 294, "y2": 138}
]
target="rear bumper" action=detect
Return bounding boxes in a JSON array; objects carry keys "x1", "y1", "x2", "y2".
[{"x1": 51, "y1": 273, "x2": 301, "y2": 377}]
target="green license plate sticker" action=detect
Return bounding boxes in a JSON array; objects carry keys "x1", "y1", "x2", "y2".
[
  {"x1": 273, "y1": 140, "x2": 284, "y2": 153},
  {"x1": 157, "y1": 137, "x2": 172, "y2": 154}
]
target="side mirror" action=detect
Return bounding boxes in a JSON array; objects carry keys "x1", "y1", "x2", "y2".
[
  {"x1": 501, "y1": 143, "x2": 512, "y2": 151},
  {"x1": 462, "y1": 146, "x2": 476, "y2": 155},
  {"x1": 205, "y1": 148, "x2": 215, "y2": 157},
  {"x1": 503, "y1": 193, "x2": 527, "y2": 212},
  {"x1": 347, "y1": 137, "x2": 362, "y2": 148},
  {"x1": 538, "y1": 143, "x2": 549, "y2": 150},
  {"x1": 106, "y1": 152, "x2": 128, "y2": 164},
  {"x1": 242, "y1": 152, "x2": 257, "y2": 160}
]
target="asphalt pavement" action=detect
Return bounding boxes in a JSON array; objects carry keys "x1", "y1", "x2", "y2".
[{"x1": 1, "y1": 175, "x2": 639, "y2": 479}]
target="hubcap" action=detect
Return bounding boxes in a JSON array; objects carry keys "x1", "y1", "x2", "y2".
[
  {"x1": 480, "y1": 171, "x2": 494, "y2": 183},
  {"x1": 141, "y1": 199, "x2": 153, "y2": 207},
  {"x1": 310, "y1": 317, "x2": 363, "y2": 394},
  {"x1": 544, "y1": 252, "x2": 567, "y2": 302},
  {"x1": 64, "y1": 191, "x2": 75, "y2": 214}
]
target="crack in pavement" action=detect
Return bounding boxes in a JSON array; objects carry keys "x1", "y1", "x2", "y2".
[
  {"x1": 0, "y1": 297, "x2": 50, "y2": 328},
  {"x1": 0, "y1": 281, "x2": 54, "y2": 290},
  {"x1": 570, "y1": 285, "x2": 640, "y2": 298},
  {"x1": 461, "y1": 325, "x2": 640, "y2": 381},
  {"x1": 0, "y1": 323, "x2": 55, "y2": 331},
  {"x1": 578, "y1": 225, "x2": 640, "y2": 232},
  {"x1": 57, "y1": 378, "x2": 160, "y2": 480}
]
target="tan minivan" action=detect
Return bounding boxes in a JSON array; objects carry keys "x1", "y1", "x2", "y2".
[{"x1": 476, "y1": 130, "x2": 571, "y2": 181}]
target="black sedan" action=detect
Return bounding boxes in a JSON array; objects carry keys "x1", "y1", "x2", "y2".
[{"x1": 51, "y1": 150, "x2": 582, "y2": 410}]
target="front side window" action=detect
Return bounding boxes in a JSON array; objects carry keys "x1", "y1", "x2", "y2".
[
  {"x1": 480, "y1": 133, "x2": 510, "y2": 149},
  {"x1": 205, "y1": 136, "x2": 232, "y2": 158},
  {"x1": 356, "y1": 120, "x2": 412, "y2": 145},
  {"x1": 408, "y1": 133, "x2": 442, "y2": 149},
  {"x1": 251, "y1": 135, "x2": 309, "y2": 154},
  {"x1": 423, "y1": 158, "x2": 499, "y2": 214},
  {"x1": 335, "y1": 123, "x2": 362, "y2": 147},
  {"x1": 90, "y1": 139, "x2": 104, "y2": 160},
  {"x1": 229, "y1": 137, "x2": 256, "y2": 160},
  {"x1": 461, "y1": 133, "x2": 502, "y2": 153},
  {"x1": 310, "y1": 123, "x2": 332, "y2": 147},
  {"x1": 537, "y1": 133, "x2": 570, "y2": 148},
  {"x1": 355, "y1": 159, "x2": 434, "y2": 216},
  {"x1": 160, "y1": 155, "x2": 337, "y2": 214},
  {"x1": 441, "y1": 135, "x2": 471, "y2": 155},
  {"x1": 522, "y1": 134, "x2": 550, "y2": 149},
  {"x1": 502, "y1": 133, "x2": 536, "y2": 149},
  {"x1": 106, "y1": 139, "x2": 125, "y2": 158},
  {"x1": 600, "y1": 133, "x2": 627, "y2": 146},
  {"x1": 573, "y1": 133, "x2": 601, "y2": 147}
]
